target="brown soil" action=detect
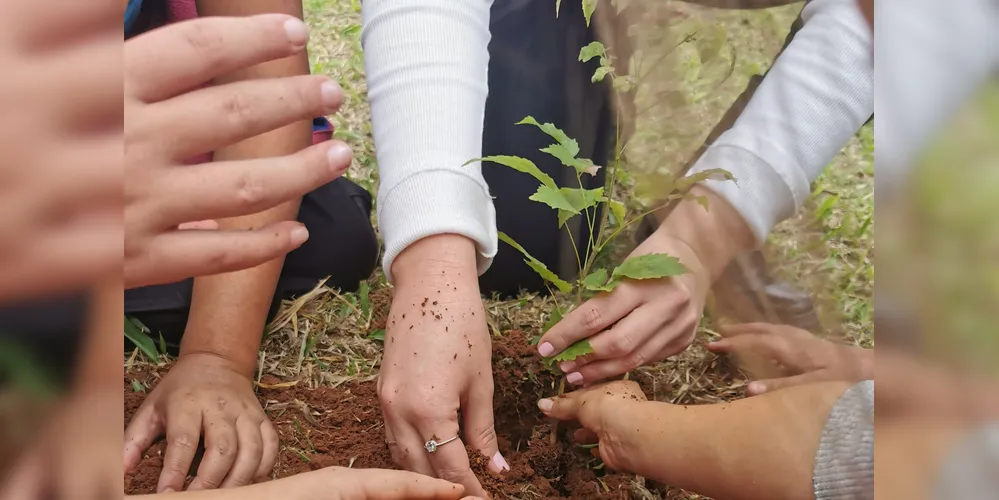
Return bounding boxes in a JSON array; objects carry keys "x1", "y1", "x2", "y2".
[{"x1": 124, "y1": 330, "x2": 650, "y2": 498}]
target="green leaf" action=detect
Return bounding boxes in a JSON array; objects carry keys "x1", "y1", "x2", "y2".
[
  {"x1": 131, "y1": 379, "x2": 146, "y2": 393},
  {"x1": 517, "y1": 117, "x2": 580, "y2": 157},
  {"x1": 612, "y1": 254, "x2": 688, "y2": 281},
  {"x1": 592, "y1": 66, "x2": 612, "y2": 83},
  {"x1": 608, "y1": 199, "x2": 626, "y2": 224},
  {"x1": 367, "y1": 329, "x2": 385, "y2": 342},
  {"x1": 557, "y1": 209, "x2": 575, "y2": 228},
  {"x1": 555, "y1": 0, "x2": 563, "y2": 17},
  {"x1": 467, "y1": 155, "x2": 556, "y2": 189},
  {"x1": 540, "y1": 144, "x2": 582, "y2": 170},
  {"x1": 124, "y1": 315, "x2": 158, "y2": 361},
  {"x1": 498, "y1": 232, "x2": 573, "y2": 294},
  {"x1": 692, "y1": 195, "x2": 709, "y2": 211},
  {"x1": 675, "y1": 168, "x2": 736, "y2": 192},
  {"x1": 530, "y1": 185, "x2": 579, "y2": 213},
  {"x1": 579, "y1": 41, "x2": 605, "y2": 63},
  {"x1": 582, "y1": 0, "x2": 599, "y2": 26},
  {"x1": 543, "y1": 306, "x2": 565, "y2": 333},
  {"x1": 553, "y1": 340, "x2": 594, "y2": 362},
  {"x1": 359, "y1": 281, "x2": 370, "y2": 318},
  {"x1": 563, "y1": 187, "x2": 606, "y2": 212},
  {"x1": 697, "y1": 24, "x2": 727, "y2": 65},
  {"x1": 581, "y1": 269, "x2": 609, "y2": 289},
  {"x1": 158, "y1": 332, "x2": 168, "y2": 355}
]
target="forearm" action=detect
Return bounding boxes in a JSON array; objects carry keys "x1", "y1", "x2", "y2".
[
  {"x1": 181, "y1": 0, "x2": 312, "y2": 375},
  {"x1": 363, "y1": 0, "x2": 498, "y2": 282},
  {"x1": 620, "y1": 381, "x2": 853, "y2": 500},
  {"x1": 76, "y1": 280, "x2": 122, "y2": 393},
  {"x1": 687, "y1": 0, "x2": 873, "y2": 244}
]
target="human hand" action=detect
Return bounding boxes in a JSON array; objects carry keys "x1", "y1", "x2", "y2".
[
  {"x1": 0, "y1": 390, "x2": 120, "y2": 500},
  {"x1": 378, "y1": 235, "x2": 507, "y2": 498},
  {"x1": 537, "y1": 228, "x2": 710, "y2": 386},
  {"x1": 256, "y1": 467, "x2": 469, "y2": 500},
  {"x1": 707, "y1": 323, "x2": 874, "y2": 395},
  {"x1": 537, "y1": 381, "x2": 648, "y2": 473},
  {"x1": 124, "y1": 14, "x2": 353, "y2": 289},
  {"x1": 0, "y1": 0, "x2": 122, "y2": 301},
  {"x1": 123, "y1": 353, "x2": 278, "y2": 492}
]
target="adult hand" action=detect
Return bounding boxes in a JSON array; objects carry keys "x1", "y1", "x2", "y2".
[
  {"x1": 537, "y1": 229, "x2": 710, "y2": 386},
  {"x1": 377, "y1": 235, "x2": 507, "y2": 499},
  {"x1": 258, "y1": 467, "x2": 469, "y2": 500},
  {"x1": 123, "y1": 353, "x2": 278, "y2": 492},
  {"x1": 537, "y1": 381, "x2": 648, "y2": 473},
  {"x1": 0, "y1": 0, "x2": 122, "y2": 301},
  {"x1": 124, "y1": 14, "x2": 353, "y2": 289},
  {"x1": 707, "y1": 323, "x2": 874, "y2": 395}
]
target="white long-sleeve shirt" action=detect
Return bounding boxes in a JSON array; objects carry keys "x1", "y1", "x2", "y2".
[{"x1": 361, "y1": 0, "x2": 874, "y2": 279}]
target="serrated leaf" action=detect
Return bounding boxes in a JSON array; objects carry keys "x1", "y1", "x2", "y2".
[
  {"x1": 592, "y1": 66, "x2": 612, "y2": 83},
  {"x1": 543, "y1": 306, "x2": 565, "y2": 333},
  {"x1": 517, "y1": 117, "x2": 579, "y2": 158},
  {"x1": 467, "y1": 155, "x2": 556, "y2": 189},
  {"x1": 612, "y1": 254, "x2": 688, "y2": 281},
  {"x1": 581, "y1": 269, "x2": 608, "y2": 288},
  {"x1": 499, "y1": 232, "x2": 574, "y2": 294},
  {"x1": 608, "y1": 199, "x2": 625, "y2": 224},
  {"x1": 124, "y1": 316, "x2": 158, "y2": 361},
  {"x1": 582, "y1": 0, "x2": 599, "y2": 27},
  {"x1": 540, "y1": 144, "x2": 582, "y2": 170},
  {"x1": 530, "y1": 185, "x2": 580, "y2": 213},
  {"x1": 563, "y1": 187, "x2": 605, "y2": 212},
  {"x1": 553, "y1": 340, "x2": 594, "y2": 362},
  {"x1": 557, "y1": 209, "x2": 575, "y2": 228},
  {"x1": 697, "y1": 24, "x2": 727, "y2": 64},
  {"x1": 579, "y1": 41, "x2": 605, "y2": 63},
  {"x1": 367, "y1": 329, "x2": 385, "y2": 341}
]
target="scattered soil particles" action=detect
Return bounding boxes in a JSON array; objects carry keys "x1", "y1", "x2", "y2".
[{"x1": 124, "y1": 330, "x2": 660, "y2": 498}]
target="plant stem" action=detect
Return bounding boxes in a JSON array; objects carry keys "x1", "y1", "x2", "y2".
[{"x1": 550, "y1": 375, "x2": 567, "y2": 445}]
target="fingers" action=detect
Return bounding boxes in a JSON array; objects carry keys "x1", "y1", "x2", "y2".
[
  {"x1": 125, "y1": 220, "x2": 309, "y2": 289},
  {"x1": 423, "y1": 435, "x2": 486, "y2": 499},
  {"x1": 561, "y1": 304, "x2": 665, "y2": 385},
  {"x1": 123, "y1": 404, "x2": 164, "y2": 474},
  {"x1": 157, "y1": 410, "x2": 203, "y2": 493},
  {"x1": 256, "y1": 420, "x2": 280, "y2": 482},
  {"x1": 537, "y1": 392, "x2": 583, "y2": 422},
  {"x1": 156, "y1": 141, "x2": 351, "y2": 226},
  {"x1": 125, "y1": 15, "x2": 310, "y2": 102},
  {"x1": 461, "y1": 377, "x2": 506, "y2": 474},
  {"x1": 707, "y1": 332, "x2": 794, "y2": 363},
  {"x1": 189, "y1": 414, "x2": 239, "y2": 491},
  {"x1": 748, "y1": 373, "x2": 825, "y2": 396},
  {"x1": 2, "y1": 0, "x2": 119, "y2": 50},
  {"x1": 0, "y1": 445, "x2": 44, "y2": 500},
  {"x1": 538, "y1": 292, "x2": 639, "y2": 359},
  {"x1": 354, "y1": 470, "x2": 466, "y2": 500},
  {"x1": 220, "y1": 416, "x2": 264, "y2": 488},
  {"x1": 385, "y1": 418, "x2": 434, "y2": 477},
  {"x1": 150, "y1": 76, "x2": 343, "y2": 161}
]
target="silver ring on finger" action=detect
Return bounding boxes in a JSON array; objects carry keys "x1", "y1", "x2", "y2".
[{"x1": 424, "y1": 435, "x2": 458, "y2": 454}]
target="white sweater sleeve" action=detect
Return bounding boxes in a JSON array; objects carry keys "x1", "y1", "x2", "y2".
[
  {"x1": 361, "y1": 0, "x2": 497, "y2": 283},
  {"x1": 686, "y1": 0, "x2": 874, "y2": 244}
]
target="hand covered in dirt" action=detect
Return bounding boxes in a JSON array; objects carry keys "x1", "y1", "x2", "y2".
[
  {"x1": 707, "y1": 323, "x2": 874, "y2": 395},
  {"x1": 538, "y1": 229, "x2": 710, "y2": 386},
  {"x1": 123, "y1": 353, "x2": 279, "y2": 492},
  {"x1": 124, "y1": 14, "x2": 353, "y2": 289},
  {"x1": 0, "y1": 1, "x2": 122, "y2": 301},
  {"x1": 537, "y1": 381, "x2": 648, "y2": 473},
  {"x1": 378, "y1": 235, "x2": 507, "y2": 498}
]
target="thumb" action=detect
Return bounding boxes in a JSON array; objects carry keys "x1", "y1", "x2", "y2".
[
  {"x1": 748, "y1": 372, "x2": 823, "y2": 396},
  {"x1": 463, "y1": 378, "x2": 506, "y2": 474},
  {"x1": 537, "y1": 392, "x2": 583, "y2": 422},
  {"x1": 123, "y1": 404, "x2": 162, "y2": 473}
]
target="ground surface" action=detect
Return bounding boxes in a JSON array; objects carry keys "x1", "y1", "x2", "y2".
[{"x1": 124, "y1": 1, "x2": 875, "y2": 499}]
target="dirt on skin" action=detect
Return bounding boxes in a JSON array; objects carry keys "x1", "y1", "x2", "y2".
[{"x1": 125, "y1": 330, "x2": 641, "y2": 498}]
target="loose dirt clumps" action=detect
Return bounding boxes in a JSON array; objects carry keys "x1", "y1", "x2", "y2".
[{"x1": 125, "y1": 330, "x2": 642, "y2": 498}]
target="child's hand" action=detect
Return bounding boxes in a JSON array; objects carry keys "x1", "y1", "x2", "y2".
[{"x1": 537, "y1": 381, "x2": 648, "y2": 473}]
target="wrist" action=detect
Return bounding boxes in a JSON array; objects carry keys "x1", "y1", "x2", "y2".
[
  {"x1": 655, "y1": 186, "x2": 754, "y2": 281},
  {"x1": 392, "y1": 234, "x2": 480, "y2": 288}
]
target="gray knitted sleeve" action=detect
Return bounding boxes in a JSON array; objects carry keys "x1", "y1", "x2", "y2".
[{"x1": 813, "y1": 380, "x2": 874, "y2": 500}]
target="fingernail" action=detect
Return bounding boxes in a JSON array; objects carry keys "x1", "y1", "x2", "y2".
[
  {"x1": 162, "y1": 488, "x2": 175, "y2": 494},
  {"x1": 488, "y1": 451, "x2": 510, "y2": 473},
  {"x1": 567, "y1": 372, "x2": 584, "y2": 385},
  {"x1": 290, "y1": 225, "x2": 309, "y2": 246},
  {"x1": 538, "y1": 398, "x2": 553, "y2": 412},
  {"x1": 538, "y1": 342, "x2": 555, "y2": 357},
  {"x1": 327, "y1": 142, "x2": 353, "y2": 172},
  {"x1": 284, "y1": 18, "x2": 309, "y2": 47},
  {"x1": 321, "y1": 81, "x2": 343, "y2": 111},
  {"x1": 560, "y1": 361, "x2": 576, "y2": 373},
  {"x1": 747, "y1": 382, "x2": 765, "y2": 395}
]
